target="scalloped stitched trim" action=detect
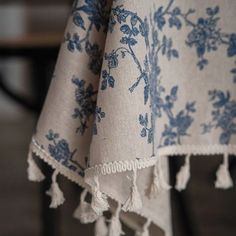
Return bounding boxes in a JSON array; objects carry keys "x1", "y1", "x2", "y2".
[
  {"x1": 85, "y1": 144, "x2": 236, "y2": 178},
  {"x1": 30, "y1": 137, "x2": 170, "y2": 236},
  {"x1": 157, "y1": 144, "x2": 236, "y2": 156},
  {"x1": 85, "y1": 156, "x2": 158, "y2": 178}
]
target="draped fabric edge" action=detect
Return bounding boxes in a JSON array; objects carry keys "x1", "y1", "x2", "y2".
[
  {"x1": 27, "y1": 137, "x2": 236, "y2": 236},
  {"x1": 28, "y1": 138, "x2": 167, "y2": 236}
]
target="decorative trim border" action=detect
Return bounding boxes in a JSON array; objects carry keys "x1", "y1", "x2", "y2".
[
  {"x1": 29, "y1": 137, "x2": 169, "y2": 235},
  {"x1": 85, "y1": 156, "x2": 158, "y2": 178},
  {"x1": 85, "y1": 144, "x2": 236, "y2": 178},
  {"x1": 157, "y1": 144, "x2": 236, "y2": 156}
]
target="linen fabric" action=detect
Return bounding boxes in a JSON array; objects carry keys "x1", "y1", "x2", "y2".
[{"x1": 28, "y1": 0, "x2": 236, "y2": 235}]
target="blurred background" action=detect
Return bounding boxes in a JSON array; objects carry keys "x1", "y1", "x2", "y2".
[{"x1": 0, "y1": 1, "x2": 236, "y2": 236}]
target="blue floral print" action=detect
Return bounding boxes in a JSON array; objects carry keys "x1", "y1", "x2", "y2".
[
  {"x1": 72, "y1": 0, "x2": 110, "y2": 32},
  {"x1": 139, "y1": 113, "x2": 153, "y2": 144},
  {"x1": 201, "y1": 90, "x2": 236, "y2": 144},
  {"x1": 67, "y1": 0, "x2": 235, "y2": 154},
  {"x1": 72, "y1": 77, "x2": 97, "y2": 135},
  {"x1": 184, "y1": 6, "x2": 236, "y2": 81},
  {"x1": 64, "y1": 0, "x2": 111, "y2": 75},
  {"x1": 102, "y1": 0, "x2": 197, "y2": 154},
  {"x1": 46, "y1": 129, "x2": 85, "y2": 176},
  {"x1": 93, "y1": 106, "x2": 106, "y2": 135},
  {"x1": 101, "y1": 6, "x2": 148, "y2": 92},
  {"x1": 158, "y1": 86, "x2": 196, "y2": 147}
]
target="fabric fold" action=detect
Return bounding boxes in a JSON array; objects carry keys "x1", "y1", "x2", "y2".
[{"x1": 27, "y1": 1, "x2": 236, "y2": 236}]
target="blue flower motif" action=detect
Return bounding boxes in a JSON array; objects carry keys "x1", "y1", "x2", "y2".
[
  {"x1": 85, "y1": 41, "x2": 103, "y2": 75},
  {"x1": 202, "y1": 90, "x2": 236, "y2": 144},
  {"x1": 105, "y1": 51, "x2": 119, "y2": 69},
  {"x1": 45, "y1": 130, "x2": 85, "y2": 176},
  {"x1": 184, "y1": 5, "x2": 236, "y2": 78},
  {"x1": 101, "y1": 70, "x2": 115, "y2": 90},
  {"x1": 72, "y1": 77, "x2": 97, "y2": 135},
  {"x1": 48, "y1": 139, "x2": 71, "y2": 161},
  {"x1": 46, "y1": 129, "x2": 59, "y2": 141},
  {"x1": 65, "y1": 33, "x2": 82, "y2": 52}
]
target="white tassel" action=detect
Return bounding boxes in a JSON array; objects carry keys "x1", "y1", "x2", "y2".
[
  {"x1": 135, "y1": 219, "x2": 151, "y2": 236},
  {"x1": 148, "y1": 163, "x2": 159, "y2": 198},
  {"x1": 175, "y1": 154, "x2": 191, "y2": 191},
  {"x1": 73, "y1": 189, "x2": 99, "y2": 223},
  {"x1": 215, "y1": 153, "x2": 233, "y2": 189},
  {"x1": 122, "y1": 169, "x2": 142, "y2": 212},
  {"x1": 91, "y1": 176, "x2": 109, "y2": 215},
  {"x1": 109, "y1": 203, "x2": 124, "y2": 236},
  {"x1": 46, "y1": 170, "x2": 65, "y2": 208},
  {"x1": 157, "y1": 156, "x2": 172, "y2": 191},
  {"x1": 27, "y1": 152, "x2": 45, "y2": 182},
  {"x1": 148, "y1": 156, "x2": 171, "y2": 198},
  {"x1": 95, "y1": 215, "x2": 108, "y2": 236}
]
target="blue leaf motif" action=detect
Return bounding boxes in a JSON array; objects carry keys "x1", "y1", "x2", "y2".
[
  {"x1": 108, "y1": 76, "x2": 115, "y2": 88},
  {"x1": 170, "y1": 86, "x2": 178, "y2": 99},
  {"x1": 141, "y1": 128, "x2": 146, "y2": 137},
  {"x1": 154, "y1": 7, "x2": 166, "y2": 31},
  {"x1": 131, "y1": 15, "x2": 138, "y2": 26},
  {"x1": 227, "y1": 34, "x2": 236, "y2": 57},
  {"x1": 171, "y1": 49, "x2": 179, "y2": 58},
  {"x1": 101, "y1": 79, "x2": 107, "y2": 90},
  {"x1": 120, "y1": 25, "x2": 131, "y2": 34},
  {"x1": 73, "y1": 12, "x2": 86, "y2": 30}
]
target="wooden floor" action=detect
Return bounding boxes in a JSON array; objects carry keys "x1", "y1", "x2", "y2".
[{"x1": 0, "y1": 114, "x2": 236, "y2": 236}]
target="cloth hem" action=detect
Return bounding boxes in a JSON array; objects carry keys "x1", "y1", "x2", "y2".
[
  {"x1": 29, "y1": 138, "x2": 170, "y2": 236},
  {"x1": 85, "y1": 144, "x2": 236, "y2": 177}
]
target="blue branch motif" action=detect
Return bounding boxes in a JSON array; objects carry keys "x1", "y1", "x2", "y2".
[
  {"x1": 64, "y1": 0, "x2": 111, "y2": 75},
  {"x1": 101, "y1": 5, "x2": 149, "y2": 93},
  {"x1": 100, "y1": 0, "x2": 197, "y2": 152},
  {"x1": 93, "y1": 106, "x2": 106, "y2": 135},
  {"x1": 201, "y1": 90, "x2": 236, "y2": 144},
  {"x1": 72, "y1": 77, "x2": 97, "y2": 135},
  {"x1": 158, "y1": 86, "x2": 196, "y2": 146},
  {"x1": 45, "y1": 129, "x2": 86, "y2": 176}
]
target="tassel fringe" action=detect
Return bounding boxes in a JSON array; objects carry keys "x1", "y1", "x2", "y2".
[
  {"x1": 215, "y1": 153, "x2": 233, "y2": 189},
  {"x1": 122, "y1": 169, "x2": 142, "y2": 212},
  {"x1": 95, "y1": 215, "x2": 108, "y2": 236},
  {"x1": 175, "y1": 154, "x2": 191, "y2": 191},
  {"x1": 91, "y1": 176, "x2": 109, "y2": 215},
  {"x1": 109, "y1": 203, "x2": 124, "y2": 236},
  {"x1": 135, "y1": 219, "x2": 151, "y2": 236},
  {"x1": 46, "y1": 170, "x2": 65, "y2": 208},
  {"x1": 73, "y1": 189, "x2": 99, "y2": 223},
  {"x1": 27, "y1": 151, "x2": 45, "y2": 182},
  {"x1": 157, "y1": 156, "x2": 171, "y2": 191},
  {"x1": 148, "y1": 156, "x2": 171, "y2": 198},
  {"x1": 148, "y1": 164, "x2": 159, "y2": 198}
]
